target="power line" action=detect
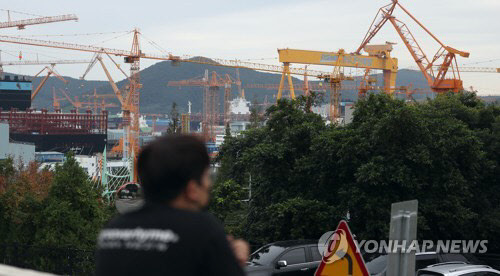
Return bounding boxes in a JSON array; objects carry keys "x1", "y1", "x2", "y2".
[
  {"x1": 462, "y1": 58, "x2": 500, "y2": 66},
  {"x1": 0, "y1": 9, "x2": 45, "y2": 18},
  {"x1": 90, "y1": 31, "x2": 133, "y2": 47}
]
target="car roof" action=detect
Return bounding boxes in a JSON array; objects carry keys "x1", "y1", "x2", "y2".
[
  {"x1": 267, "y1": 240, "x2": 317, "y2": 248},
  {"x1": 419, "y1": 262, "x2": 497, "y2": 275}
]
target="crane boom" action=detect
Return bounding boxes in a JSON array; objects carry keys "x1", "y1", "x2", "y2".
[
  {"x1": 59, "y1": 88, "x2": 79, "y2": 108},
  {"x1": 0, "y1": 35, "x2": 133, "y2": 56},
  {"x1": 0, "y1": 59, "x2": 91, "y2": 66},
  {"x1": 355, "y1": 2, "x2": 397, "y2": 54},
  {"x1": 0, "y1": 14, "x2": 78, "y2": 30},
  {"x1": 173, "y1": 56, "x2": 330, "y2": 77},
  {"x1": 31, "y1": 66, "x2": 68, "y2": 100},
  {"x1": 80, "y1": 53, "x2": 100, "y2": 80},
  {"x1": 408, "y1": 66, "x2": 500, "y2": 73},
  {"x1": 0, "y1": 35, "x2": 335, "y2": 77},
  {"x1": 459, "y1": 67, "x2": 500, "y2": 73},
  {"x1": 31, "y1": 73, "x2": 50, "y2": 100},
  {"x1": 97, "y1": 56, "x2": 125, "y2": 105}
]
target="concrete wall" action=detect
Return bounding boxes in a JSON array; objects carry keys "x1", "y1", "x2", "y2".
[
  {"x1": 0, "y1": 123, "x2": 35, "y2": 165},
  {"x1": 0, "y1": 123, "x2": 8, "y2": 154}
]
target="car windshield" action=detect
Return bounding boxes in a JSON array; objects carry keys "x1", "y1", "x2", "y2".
[{"x1": 248, "y1": 245, "x2": 286, "y2": 266}]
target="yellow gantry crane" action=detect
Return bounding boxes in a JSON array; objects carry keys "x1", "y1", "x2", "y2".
[{"x1": 277, "y1": 44, "x2": 398, "y2": 98}]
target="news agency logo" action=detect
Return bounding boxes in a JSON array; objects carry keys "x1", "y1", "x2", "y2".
[
  {"x1": 317, "y1": 232, "x2": 489, "y2": 256},
  {"x1": 318, "y1": 230, "x2": 349, "y2": 264},
  {"x1": 356, "y1": 240, "x2": 488, "y2": 254}
]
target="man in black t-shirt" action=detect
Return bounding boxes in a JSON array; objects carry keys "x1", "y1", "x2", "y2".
[{"x1": 95, "y1": 135, "x2": 248, "y2": 276}]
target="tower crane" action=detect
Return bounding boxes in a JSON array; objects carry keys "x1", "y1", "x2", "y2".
[
  {"x1": 0, "y1": 11, "x2": 77, "y2": 30},
  {"x1": 356, "y1": 0, "x2": 469, "y2": 93},
  {"x1": 168, "y1": 70, "x2": 238, "y2": 142},
  {"x1": 316, "y1": 49, "x2": 355, "y2": 122},
  {"x1": 358, "y1": 68, "x2": 377, "y2": 99},
  {"x1": 235, "y1": 68, "x2": 243, "y2": 98},
  {"x1": 83, "y1": 89, "x2": 119, "y2": 113},
  {"x1": 52, "y1": 87, "x2": 64, "y2": 111}
]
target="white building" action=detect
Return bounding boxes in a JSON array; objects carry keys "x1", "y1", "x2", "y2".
[
  {"x1": 0, "y1": 123, "x2": 35, "y2": 165},
  {"x1": 215, "y1": 121, "x2": 251, "y2": 147},
  {"x1": 76, "y1": 155, "x2": 130, "y2": 178},
  {"x1": 230, "y1": 97, "x2": 251, "y2": 115}
]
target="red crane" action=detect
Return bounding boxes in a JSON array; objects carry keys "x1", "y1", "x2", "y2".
[{"x1": 356, "y1": 0, "x2": 469, "y2": 93}]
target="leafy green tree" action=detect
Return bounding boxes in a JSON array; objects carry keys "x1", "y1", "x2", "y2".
[
  {"x1": 35, "y1": 152, "x2": 107, "y2": 249},
  {"x1": 246, "y1": 198, "x2": 339, "y2": 245},
  {"x1": 209, "y1": 179, "x2": 246, "y2": 235},
  {"x1": 217, "y1": 94, "x2": 330, "y2": 244},
  {"x1": 0, "y1": 153, "x2": 115, "y2": 274},
  {"x1": 0, "y1": 161, "x2": 53, "y2": 244},
  {"x1": 216, "y1": 91, "x2": 500, "y2": 250},
  {"x1": 0, "y1": 158, "x2": 15, "y2": 192}
]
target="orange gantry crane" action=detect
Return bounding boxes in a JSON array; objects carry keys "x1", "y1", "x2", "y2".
[
  {"x1": 168, "y1": 70, "x2": 237, "y2": 142},
  {"x1": 356, "y1": 0, "x2": 469, "y2": 93}
]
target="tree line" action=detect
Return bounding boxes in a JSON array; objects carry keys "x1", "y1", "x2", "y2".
[
  {"x1": 212, "y1": 92, "x2": 500, "y2": 252},
  {"x1": 0, "y1": 154, "x2": 114, "y2": 274}
]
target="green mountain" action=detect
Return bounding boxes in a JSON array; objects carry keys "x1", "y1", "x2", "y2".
[{"x1": 7, "y1": 61, "x2": 435, "y2": 114}]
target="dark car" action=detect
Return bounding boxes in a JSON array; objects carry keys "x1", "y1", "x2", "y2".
[
  {"x1": 365, "y1": 251, "x2": 482, "y2": 275},
  {"x1": 245, "y1": 240, "x2": 323, "y2": 276}
]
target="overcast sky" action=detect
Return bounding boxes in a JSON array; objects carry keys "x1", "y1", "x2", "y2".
[{"x1": 2, "y1": 0, "x2": 499, "y2": 95}]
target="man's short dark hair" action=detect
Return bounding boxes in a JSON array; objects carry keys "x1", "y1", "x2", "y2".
[{"x1": 137, "y1": 135, "x2": 210, "y2": 202}]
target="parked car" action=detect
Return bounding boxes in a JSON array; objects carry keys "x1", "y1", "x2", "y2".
[
  {"x1": 365, "y1": 252, "x2": 482, "y2": 275},
  {"x1": 417, "y1": 262, "x2": 500, "y2": 275},
  {"x1": 245, "y1": 240, "x2": 322, "y2": 276}
]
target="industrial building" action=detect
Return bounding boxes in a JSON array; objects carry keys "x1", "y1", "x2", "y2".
[{"x1": 0, "y1": 123, "x2": 35, "y2": 165}]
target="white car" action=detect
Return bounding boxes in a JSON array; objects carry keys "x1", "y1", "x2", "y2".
[{"x1": 417, "y1": 262, "x2": 500, "y2": 276}]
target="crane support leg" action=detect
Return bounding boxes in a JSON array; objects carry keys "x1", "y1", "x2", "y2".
[
  {"x1": 383, "y1": 70, "x2": 397, "y2": 96},
  {"x1": 287, "y1": 71, "x2": 295, "y2": 99},
  {"x1": 278, "y1": 63, "x2": 295, "y2": 100}
]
